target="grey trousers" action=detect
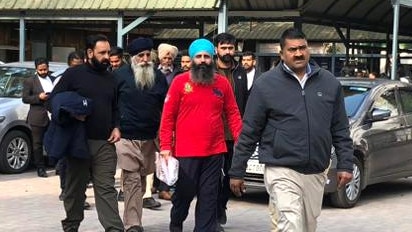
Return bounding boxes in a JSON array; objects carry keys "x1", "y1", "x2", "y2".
[{"x1": 61, "y1": 140, "x2": 124, "y2": 232}]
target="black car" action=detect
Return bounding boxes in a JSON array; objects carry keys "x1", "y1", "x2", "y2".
[{"x1": 245, "y1": 77, "x2": 412, "y2": 208}]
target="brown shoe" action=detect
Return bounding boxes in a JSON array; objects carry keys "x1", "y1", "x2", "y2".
[{"x1": 158, "y1": 191, "x2": 172, "y2": 200}]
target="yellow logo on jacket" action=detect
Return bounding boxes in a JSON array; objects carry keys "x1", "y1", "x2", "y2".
[{"x1": 184, "y1": 82, "x2": 193, "y2": 94}]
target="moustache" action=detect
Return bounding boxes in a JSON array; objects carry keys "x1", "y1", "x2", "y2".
[{"x1": 137, "y1": 61, "x2": 153, "y2": 67}]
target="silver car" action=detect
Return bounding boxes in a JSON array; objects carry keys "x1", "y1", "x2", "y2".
[{"x1": 0, "y1": 61, "x2": 67, "y2": 173}]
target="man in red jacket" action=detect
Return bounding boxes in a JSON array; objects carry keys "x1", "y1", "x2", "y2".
[{"x1": 159, "y1": 38, "x2": 242, "y2": 232}]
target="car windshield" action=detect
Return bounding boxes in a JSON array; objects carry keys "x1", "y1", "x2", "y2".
[
  {"x1": 342, "y1": 85, "x2": 370, "y2": 118},
  {"x1": 0, "y1": 66, "x2": 36, "y2": 98}
]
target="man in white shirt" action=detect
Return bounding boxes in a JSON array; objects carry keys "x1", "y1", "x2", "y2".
[
  {"x1": 22, "y1": 57, "x2": 55, "y2": 177},
  {"x1": 241, "y1": 51, "x2": 260, "y2": 91}
]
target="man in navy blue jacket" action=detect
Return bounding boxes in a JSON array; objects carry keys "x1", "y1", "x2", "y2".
[
  {"x1": 229, "y1": 28, "x2": 354, "y2": 232},
  {"x1": 113, "y1": 37, "x2": 168, "y2": 232}
]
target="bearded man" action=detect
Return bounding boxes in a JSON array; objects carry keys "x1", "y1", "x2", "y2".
[
  {"x1": 22, "y1": 57, "x2": 54, "y2": 178},
  {"x1": 113, "y1": 37, "x2": 168, "y2": 232},
  {"x1": 159, "y1": 38, "x2": 242, "y2": 232},
  {"x1": 214, "y1": 32, "x2": 248, "y2": 232},
  {"x1": 52, "y1": 34, "x2": 124, "y2": 232}
]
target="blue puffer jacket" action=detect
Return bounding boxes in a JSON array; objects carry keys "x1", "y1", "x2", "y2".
[{"x1": 44, "y1": 91, "x2": 93, "y2": 163}]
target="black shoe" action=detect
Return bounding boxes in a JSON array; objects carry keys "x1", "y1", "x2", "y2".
[
  {"x1": 218, "y1": 208, "x2": 227, "y2": 225},
  {"x1": 37, "y1": 168, "x2": 48, "y2": 178},
  {"x1": 83, "y1": 201, "x2": 91, "y2": 210},
  {"x1": 126, "y1": 225, "x2": 144, "y2": 232},
  {"x1": 59, "y1": 191, "x2": 65, "y2": 201},
  {"x1": 216, "y1": 223, "x2": 225, "y2": 232},
  {"x1": 142, "y1": 197, "x2": 161, "y2": 209},
  {"x1": 117, "y1": 190, "x2": 124, "y2": 202}
]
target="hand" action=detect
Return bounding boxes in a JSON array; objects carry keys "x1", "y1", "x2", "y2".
[
  {"x1": 108, "y1": 128, "x2": 121, "y2": 143},
  {"x1": 39, "y1": 92, "x2": 49, "y2": 101},
  {"x1": 160, "y1": 150, "x2": 171, "y2": 165},
  {"x1": 230, "y1": 178, "x2": 246, "y2": 197},
  {"x1": 72, "y1": 115, "x2": 87, "y2": 121},
  {"x1": 337, "y1": 171, "x2": 353, "y2": 189}
]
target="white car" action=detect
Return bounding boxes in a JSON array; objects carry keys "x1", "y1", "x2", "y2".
[{"x1": 0, "y1": 61, "x2": 67, "y2": 173}]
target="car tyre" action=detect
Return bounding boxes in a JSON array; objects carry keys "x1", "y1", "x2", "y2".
[
  {"x1": 0, "y1": 130, "x2": 32, "y2": 174},
  {"x1": 329, "y1": 156, "x2": 362, "y2": 208}
]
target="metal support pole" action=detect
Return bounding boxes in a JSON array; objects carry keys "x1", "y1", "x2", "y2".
[
  {"x1": 117, "y1": 13, "x2": 123, "y2": 48},
  {"x1": 391, "y1": 0, "x2": 400, "y2": 80},
  {"x1": 217, "y1": 0, "x2": 228, "y2": 33},
  {"x1": 19, "y1": 13, "x2": 25, "y2": 62}
]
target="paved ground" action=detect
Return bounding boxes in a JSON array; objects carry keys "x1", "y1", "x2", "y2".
[{"x1": 1, "y1": 168, "x2": 412, "y2": 231}]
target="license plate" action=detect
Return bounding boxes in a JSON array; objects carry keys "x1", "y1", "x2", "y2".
[{"x1": 246, "y1": 159, "x2": 265, "y2": 175}]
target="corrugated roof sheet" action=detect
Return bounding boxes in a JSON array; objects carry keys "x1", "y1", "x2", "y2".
[
  {"x1": 0, "y1": 0, "x2": 220, "y2": 10},
  {"x1": 154, "y1": 22, "x2": 412, "y2": 41}
]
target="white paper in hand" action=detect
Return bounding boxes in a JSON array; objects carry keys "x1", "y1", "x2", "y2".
[{"x1": 156, "y1": 152, "x2": 179, "y2": 186}]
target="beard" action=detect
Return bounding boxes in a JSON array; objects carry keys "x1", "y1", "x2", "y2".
[
  {"x1": 190, "y1": 62, "x2": 215, "y2": 85},
  {"x1": 91, "y1": 57, "x2": 110, "y2": 72},
  {"x1": 243, "y1": 65, "x2": 253, "y2": 72},
  {"x1": 218, "y1": 54, "x2": 233, "y2": 64},
  {"x1": 131, "y1": 59, "x2": 155, "y2": 90},
  {"x1": 37, "y1": 72, "x2": 48, "y2": 78}
]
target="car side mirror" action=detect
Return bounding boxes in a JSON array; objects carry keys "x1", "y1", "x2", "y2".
[{"x1": 367, "y1": 108, "x2": 391, "y2": 122}]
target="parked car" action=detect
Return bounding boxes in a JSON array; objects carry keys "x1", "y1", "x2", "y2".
[
  {"x1": 245, "y1": 77, "x2": 412, "y2": 208},
  {"x1": 0, "y1": 61, "x2": 67, "y2": 174}
]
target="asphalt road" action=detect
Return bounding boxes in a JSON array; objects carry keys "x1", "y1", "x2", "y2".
[{"x1": 1, "y1": 169, "x2": 412, "y2": 231}]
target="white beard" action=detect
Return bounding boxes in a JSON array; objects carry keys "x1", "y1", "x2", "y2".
[{"x1": 131, "y1": 60, "x2": 155, "y2": 90}]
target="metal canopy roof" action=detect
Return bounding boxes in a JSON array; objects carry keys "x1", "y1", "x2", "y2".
[
  {"x1": 0, "y1": 0, "x2": 411, "y2": 36},
  {"x1": 0, "y1": 0, "x2": 220, "y2": 10}
]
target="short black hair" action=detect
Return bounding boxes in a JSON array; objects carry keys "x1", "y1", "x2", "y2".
[
  {"x1": 85, "y1": 34, "x2": 109, "y2": 50},
  {"x1": 214, "y1": 32, "x2": 236, "y2": 46},
  {"x1": 34, "y1": 57, "x2": 48, "y2": 68},
  {"x1": 242, "y1": 51, "x2": 256, "y2": 60},
  {"x1": 280, "y1": 28, "x2": 307, "y2": 50},
  {"x1": 180, "y1": 49, "x2": 189, "y2": 57},
  {"x1": 67, "y1": 51, "x2": 84, "y2": 66},
  {"x1": 110, "y1": 46, "x2": 124, "y2": 58}
]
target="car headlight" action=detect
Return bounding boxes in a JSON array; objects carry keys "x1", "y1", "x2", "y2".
[{"x1": 0, "y1": 116, "x2": 5, "y2": 123}]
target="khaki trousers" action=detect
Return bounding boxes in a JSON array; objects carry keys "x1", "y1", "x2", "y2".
[
  {"x1": 264, "y1": 166, "x2": 328, "y2": 232},
  {"x1": 115, "y1": 138, "x2": 156, "y2": 230}
]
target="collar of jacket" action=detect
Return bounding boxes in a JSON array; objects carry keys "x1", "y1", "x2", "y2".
[{"x1": 280, "y1": 60, "x2": 320, "y2": 78}]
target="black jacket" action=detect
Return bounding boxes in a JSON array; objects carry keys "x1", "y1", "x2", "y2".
[
  {"x1": 217, "y1": 61, "x2": 248, "y2": 116},
  {"x1": 114, "y1": 65, "x2": 168, "y2": 140},
  {"x1": 52, "y1": 63, "x2": 119, "y2": 140},
  {"x1": 229, "y1": 62, "x2": 353, "y2": 177},
  {"x1": 22, "y1": 75, "x2": 55, "y2": 127}
]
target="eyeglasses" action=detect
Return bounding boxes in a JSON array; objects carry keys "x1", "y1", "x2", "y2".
[
  {"x1": 137, "y1": 52, "x2": 151, "y2": 58},
  {"x1": 286, "y1": 45, "x2": 308, "y2": 54}
]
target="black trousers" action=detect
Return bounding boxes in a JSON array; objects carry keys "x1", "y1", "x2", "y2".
[
  {"x1": 57, "y1": 157, "x2": 67, "y2": 189},
  {"x1": 217, "y1": 140, "x2": 234, "y2": 220},
  {"x1": 31, "y1": 125, "x2": 47, "y2": 168},
  {"x1": 170, "y1": 154, "x2": 223, "y2": 232}
]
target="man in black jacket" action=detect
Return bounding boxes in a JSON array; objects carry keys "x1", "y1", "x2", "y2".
[
  {"x1": 241, "y1": 51, "x2": 261, "y2": 92},
  {"x1": 52, "y1": 34, "x2": 124, "y2": 232},
  {"x1": 214, "y1": 32, "x2": 248, "y2": 232},
  {"x1": 22, "y1": 57, "x2": 54, "y2": 178},
  {"x1": 113, "y1": 37, "x2": 168, "y2": 232},
  {"x1": 229, "y1": 28, "x2": 354, "y2": 232}
]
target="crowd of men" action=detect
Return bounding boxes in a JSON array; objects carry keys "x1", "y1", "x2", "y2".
[{"x1": 22, "y1": 28, "x2": 353, "y2": 232}]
